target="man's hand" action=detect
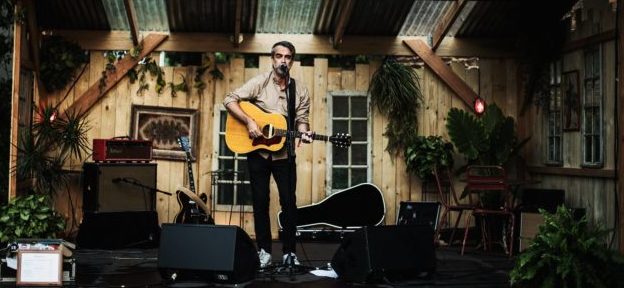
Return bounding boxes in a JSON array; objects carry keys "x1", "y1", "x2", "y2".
[
  {"x1": 247, "y1": 121, "x2": 262, "y2": 138},
  {"x1": 298, "y1": 131, "x2": 314, "y2": 147}
]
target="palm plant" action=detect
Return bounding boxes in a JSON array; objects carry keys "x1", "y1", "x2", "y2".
[
  {"x1": 369, "y1": 58, "x2": 423, "y2": 155},
  {"x1": 14, "y1": 105, "x2": 90, "y2": 195}
]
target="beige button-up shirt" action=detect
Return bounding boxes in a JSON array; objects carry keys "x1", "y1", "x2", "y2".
[{"x1": 223, "y1": 70, "x2": 310, "y2": 160}]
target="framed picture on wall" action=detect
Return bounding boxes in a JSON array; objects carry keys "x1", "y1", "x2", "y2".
[
  {"x1": 130, "y1": 105, "x2": 199, "y2": 161},
  {"x1": 562, "y1": 70, "x2": 580, "y2": 131}
]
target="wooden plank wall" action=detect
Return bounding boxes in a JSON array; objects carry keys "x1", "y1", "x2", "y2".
[{"x1": 46, "y1": 53, "x2": 518, "y2": 239}]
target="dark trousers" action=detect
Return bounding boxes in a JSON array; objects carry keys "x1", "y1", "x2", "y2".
[{"x1": 247, "y1": 152, "x2": 297, "y2": 254}]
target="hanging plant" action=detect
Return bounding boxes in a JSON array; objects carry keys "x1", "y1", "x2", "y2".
[
  {"x1": 369, "y1": 58, "x2": 423, "y2": 155},
  {"x1": 128, "y1": 57, "x2": 165, "y2": 96},
  {"x1": 40, "y1": 35, "x2": 88, "y2": 92},
  {"x1": 169, "y1": 74, "x2": 189, "y2": 98}
]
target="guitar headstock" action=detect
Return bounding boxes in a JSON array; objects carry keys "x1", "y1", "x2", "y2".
[
  {"x1": 177, "y1": 136, "x2": 191, "y2": 153},
  {"x1": 329, "y1": 133, "x2": 352, "y2": 148}
]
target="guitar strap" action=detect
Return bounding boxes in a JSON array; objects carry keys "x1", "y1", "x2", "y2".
[{"x1": 286, "y1": 78, "x2": 297, "y2": 156}]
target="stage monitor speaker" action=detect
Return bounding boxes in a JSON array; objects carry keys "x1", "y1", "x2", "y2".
[
  {"x1": 158, "y1": 224, "x2": 259, "y2": 284},
  {"x1": 77, "y1": 211, "x2": 160, "y2": 249},
  {"x1": 397, "y1": 201, "x2": 441, "y2": 230},
  {"x1": 331, "y1": 225, "x2": 436, "y2": 283},
  {"x1": 82, "y1": 162, "x2": 157, "y2": 213}
]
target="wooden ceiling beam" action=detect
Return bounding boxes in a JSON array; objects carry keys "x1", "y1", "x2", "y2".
[
  {"x1": 233, "y1": 0, "x2": 242, "y2": 47},
  {"x1": 64, "y1": 33, "x2": 167, "y2": 115},
  {"x1": 431, "y1": 0, "x2": 467, "y2": 51},
  {"x1": 332, "y1": 0, "x2": 355, "y2": 49},
  {"x1": 54, "y1": 30, "x2": 518, "y2": 57},
  {"x1": 123, "y1": 0, "x2": 140, "y2": 45},
  {"x1": 404, "y1": 39, "x2": 477, "y2": 111}
]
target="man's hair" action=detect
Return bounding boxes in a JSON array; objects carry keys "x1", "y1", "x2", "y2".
[{"x1": 271, "y1": 41, "x2": 296, "y2": 58}]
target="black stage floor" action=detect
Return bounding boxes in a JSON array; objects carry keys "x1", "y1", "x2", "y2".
[{"x1": 2, "y1": 241, "x2": 514, "y2": 287}]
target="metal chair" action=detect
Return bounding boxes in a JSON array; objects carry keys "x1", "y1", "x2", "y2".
[
  {"x1": 432, "y1": 166, "x2": 475, "y2": 249},
  {"x1": 461, "y1": 165, "x2": 515, "y2": 256}
]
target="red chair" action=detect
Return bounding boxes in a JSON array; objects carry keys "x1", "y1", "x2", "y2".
[
  {"x1": 432, "y1": 166, "x2": 475, "y2": 248},
  {"x1": 461, "y1": 165, "x2": 516, "y2": 256}
]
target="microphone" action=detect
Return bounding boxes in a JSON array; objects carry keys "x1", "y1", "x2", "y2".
[
  {"x1": 112, "y1": 177, "x2": 124, "y2": 183},
  {"x1": 278, "y1": 63, "x2": 289, "y2": 75}
]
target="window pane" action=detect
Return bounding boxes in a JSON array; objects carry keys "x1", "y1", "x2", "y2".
[
  {"x1": 351, "y1": 144, "x2": 367, "y2": 165},
  {"x1": 219, "y1": 136, "x2": 234, "y2": 156},
  {"x1": 237, "y1": 160, "x2": 248, "y2": 175},
  {"x1": 352, "y1": 97, "x2": 367, "y2": 117},
  {"x1": 237, "y1": 184, "x2": 252, "y2": 205},
  {"x1": 333, "y1": 147, "x2": 348, "y2": 165},
  {"x1": 219, "y1": 158, "x2": 235, "y2": 171},
  {"x1": 220, "y1": 113, "x2": 227, "y2": 132},
  {"x1": 352, "y1": 120, "x2": 367, "y2": 141},
  {"x1": 333, "y1": 97, "x2": 349, "y2": 117},
  {"x1": 352, "y1": 168, "x2": 367, "y2": 186},
  {"x1": 584, "y1": 135, "x2": 592, "y2": 162},
  {"x1": 217, "y1": 183, "x2": 234, "y2": 204},
  {"x1": 332, "y1": 168, "x2": 348, "y2": 189},
  {"x1": 334, "y1": 120, "x2": 348, "y2": 134}
]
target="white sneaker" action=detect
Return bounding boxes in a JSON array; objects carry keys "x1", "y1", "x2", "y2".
[
  {"x1": 258, "y1": 249, "x2": 272, "y2": 268},
  {"x1": 282, "y1": 252, "x2": 300, "y2": 266}
]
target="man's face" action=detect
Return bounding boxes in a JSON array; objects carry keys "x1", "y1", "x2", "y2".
[{"x1": 272, "y1": 45, "x2": 293, "y2": 77}]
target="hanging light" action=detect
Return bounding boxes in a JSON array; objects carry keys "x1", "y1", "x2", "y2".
[
  {"x1": 474, "y1": 96, "x2": 486, "y2": 115},
  {"x1": 472, "y1": 60, "x2": 485, "y2": 116}
]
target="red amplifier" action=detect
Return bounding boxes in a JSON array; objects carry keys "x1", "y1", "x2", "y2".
[{"x1": 92, "y1": 138, "x2": 153, "y2": 162}]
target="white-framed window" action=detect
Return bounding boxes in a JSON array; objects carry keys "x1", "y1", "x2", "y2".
[
  {"x1": 546, "y1": 60, "x2": 563, "y2": 165},
  {"x1": 582, "y1": 46, "x2": 603, "y2": 167},
  {"x1": 212, "y1": 106, "x2": 252, "y2": 211},
  {"x1": 327, "y1": 92, "x2": 371, "y2": 193}
]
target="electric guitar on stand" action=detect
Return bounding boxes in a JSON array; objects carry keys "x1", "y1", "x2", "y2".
[
  {"x1": 174, "y1": 136, "x2": 215, "y2": 224},
  {"x1": 225, "y1": 102, "x2": 351, "y2": 154}
]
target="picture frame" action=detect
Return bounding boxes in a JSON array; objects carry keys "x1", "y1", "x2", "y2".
[
  {"x1": 562, "y1": 70, "x2": 580, "y2": 131},
  {"x1": 130, "y1": 105, "x2": 199, "y2": 161},
  {"x1": 17, "y1": 250, "x2": 63, "y2": 286}
]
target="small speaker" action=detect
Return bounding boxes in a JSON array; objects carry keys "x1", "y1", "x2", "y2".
[
  {"x1": 77, "y1": 211, "x2": 160, "y2": 249},
  {"x1": 158, "y1": 224, "x2": 259, "y2": 284},
  {"x1": 331, "y1": 225, "x2": 436, "y2": 283},
  {"x1": 82, "y1": 162, "x2": 157, "y2": 213}
]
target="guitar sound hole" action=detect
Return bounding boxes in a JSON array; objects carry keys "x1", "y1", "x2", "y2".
[{"x1": 261, "y1": 124, "x2": 274, "y2": 138}]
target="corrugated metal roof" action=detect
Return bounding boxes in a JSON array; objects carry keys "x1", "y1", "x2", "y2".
[
  {"x1": 133, "y1": 0, "x2": 169, "y2": 32},
  {"x1": 399, "y1": 1, "x2": 452, "y2": 36},
  {"x1": 37, "y1": 0, "x2": 110, "y2": 31},
  {"x1": 345, "y1": 0, "x2": 414, "y2": 36},
  {"x1": 102, "y1": 0, "x2": 129, "y2": 31},
  {"x1": 256, "y1": 0, "x2": 321, "y2": 34}
]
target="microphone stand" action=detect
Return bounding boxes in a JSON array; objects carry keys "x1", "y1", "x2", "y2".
[
  {"x1": 115, "y1": 178, "x2": 172, "y2": 196},
  {"x1": 283, "y1": 66, "x2": 298, "y2": 279}
]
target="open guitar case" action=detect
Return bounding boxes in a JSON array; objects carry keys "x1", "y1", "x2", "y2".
[{"x1": 277, "y1": 183, "x2": 386, "y2": 241}]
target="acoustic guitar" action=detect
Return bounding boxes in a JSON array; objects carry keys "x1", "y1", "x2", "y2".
[
  {"x1": 174, "y1": 136, "x2": 215, "y2": 224},
  {"x1": 225, "y1": 101, "x2": 351, "y2": 154}
]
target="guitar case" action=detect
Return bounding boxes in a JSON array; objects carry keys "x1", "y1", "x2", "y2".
[{"x1": 278, "y1": 183, "x2": 385, "y2": 230}]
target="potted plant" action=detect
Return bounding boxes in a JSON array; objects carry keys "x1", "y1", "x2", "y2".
[
  {"x1": 446, "y1": 103, "x2": 529, "y2": 168},
  {"x1": 510, "y1": 206, "x2": 624, "y2": 287},
  {"x1": 404, "y1": 135, "x2": 454, "y2": 181},
  {"x1": 10, "y1": 104, "x2": 90, "y2": 241},
  {"x1": 0, "y1": 194, "x2": 66, "y2": 245}
]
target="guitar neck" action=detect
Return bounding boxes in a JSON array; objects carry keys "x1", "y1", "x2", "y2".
[
  {"x1": 275, "y1": 129, "x2": 330, "y2": 142},
  {"x1": 185, "y1": 152, "x2": 196, "y2": 194}
]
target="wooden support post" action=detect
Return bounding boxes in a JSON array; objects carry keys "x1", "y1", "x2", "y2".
[
  {"x1": 403, "y1": 39, "x2": 477, "y2": 111},
  {"x1": 617, "y1": 0, "x2": 624, "y2": 253},
  {"x1": 64, "y1": 33, "x2": 168, "y2": 115},
  {"x1": 8, "y1": 1, "x2": 23, "y2": 200}
]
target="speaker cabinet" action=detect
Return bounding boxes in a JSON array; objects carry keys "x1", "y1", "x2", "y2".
[
  {"x1": 331, "y1": 225, "x2": 436, "y2": 283},
  {"x1": 158, "y1": 224, "x2": 259, "y2": 284},
  {"x1": 397, "y1": 201, "x2": 441, "y2": 229},
  {"x1": 77, "y1": 211, "x2": 160, "y2": 249},
  {"x1": 82, "y1": 162, "x2": 157, "y2": 213}
]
